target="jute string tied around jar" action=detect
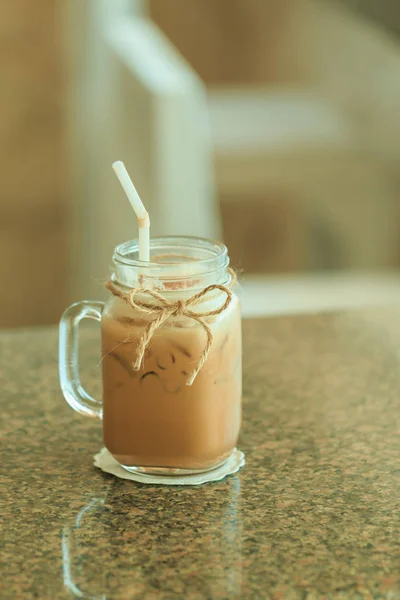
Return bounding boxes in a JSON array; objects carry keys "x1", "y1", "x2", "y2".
[{"x1": 105, "y1": 268, "x2": 237, "y2": 385}]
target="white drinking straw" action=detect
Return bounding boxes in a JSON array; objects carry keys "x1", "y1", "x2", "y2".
[{"x1": 112, "y1": 161, "x2": 150, "y2": 262}]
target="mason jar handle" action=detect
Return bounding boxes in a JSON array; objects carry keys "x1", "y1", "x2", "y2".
[{"x1": 59, "y1": 301, "x2": 105, "y2": 419}]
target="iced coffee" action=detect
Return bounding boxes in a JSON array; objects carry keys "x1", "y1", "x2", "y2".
[
  {"x1": 59, "y1": 235, "x2": 243, "y2": 478},
  {"x1": 101, "y1": 292, "x2": 241, "y2": 472}
]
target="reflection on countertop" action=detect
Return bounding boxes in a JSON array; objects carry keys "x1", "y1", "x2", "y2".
[
  {"x1": 2, "y1": 311, "x2": 400, "y2": 598},
  {"x1": 62, "y1": 478, "x2": 241, "y2": 599}
]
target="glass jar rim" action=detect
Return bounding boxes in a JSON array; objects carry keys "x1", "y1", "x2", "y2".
[
  {"x1": 114, "y1": 236, "x2": 228, "y2": 270},
  {"x1": 112, "y1": 236, "x2": 230, "y2": 290}
]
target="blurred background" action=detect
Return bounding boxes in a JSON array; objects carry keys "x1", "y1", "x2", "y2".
[{"x1": 1, "y1": 0, "x2": 400, "y2": 328}]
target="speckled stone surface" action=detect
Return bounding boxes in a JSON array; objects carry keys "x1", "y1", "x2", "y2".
[{"x1": 2, "y1": 311, "x2": 400, "y2": 599}]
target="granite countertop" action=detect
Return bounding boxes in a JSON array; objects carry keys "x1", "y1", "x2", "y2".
[{"x1": 2, "y1": 310, "x2": 400, "y2": 599}]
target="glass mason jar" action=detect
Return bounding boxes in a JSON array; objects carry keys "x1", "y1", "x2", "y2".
[{"x1": 59, "y1": 236, "x2": 242, "y2": 478}]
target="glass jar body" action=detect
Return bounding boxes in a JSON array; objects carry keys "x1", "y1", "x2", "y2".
[
  {"x1": 59, "y1": 236, "x2": 242, "y2": 477},
  {"x1": 101, "y1": 291, "x2": 241, "y2": 474}
]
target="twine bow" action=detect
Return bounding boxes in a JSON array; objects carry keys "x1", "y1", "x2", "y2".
[{"x1": 105, "y1": 275, "x2": 235, "y2": 385}]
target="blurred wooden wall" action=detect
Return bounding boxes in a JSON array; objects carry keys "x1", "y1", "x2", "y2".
[
  {"x1": 0, "y1": 0, "x2": 66, "y2": 328},
  {"x1": 150, "y1": 0, "x2": 313, "y2": 85},
  {"x1": 2, "y1": 0, "x2": 399, "y2": 327},
  {"x1": 151, "y1": 0, "x2": 400, "y2": 276},
  {"x1": 150, "y1": 0, "x2": 316, "y2": 274}
]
